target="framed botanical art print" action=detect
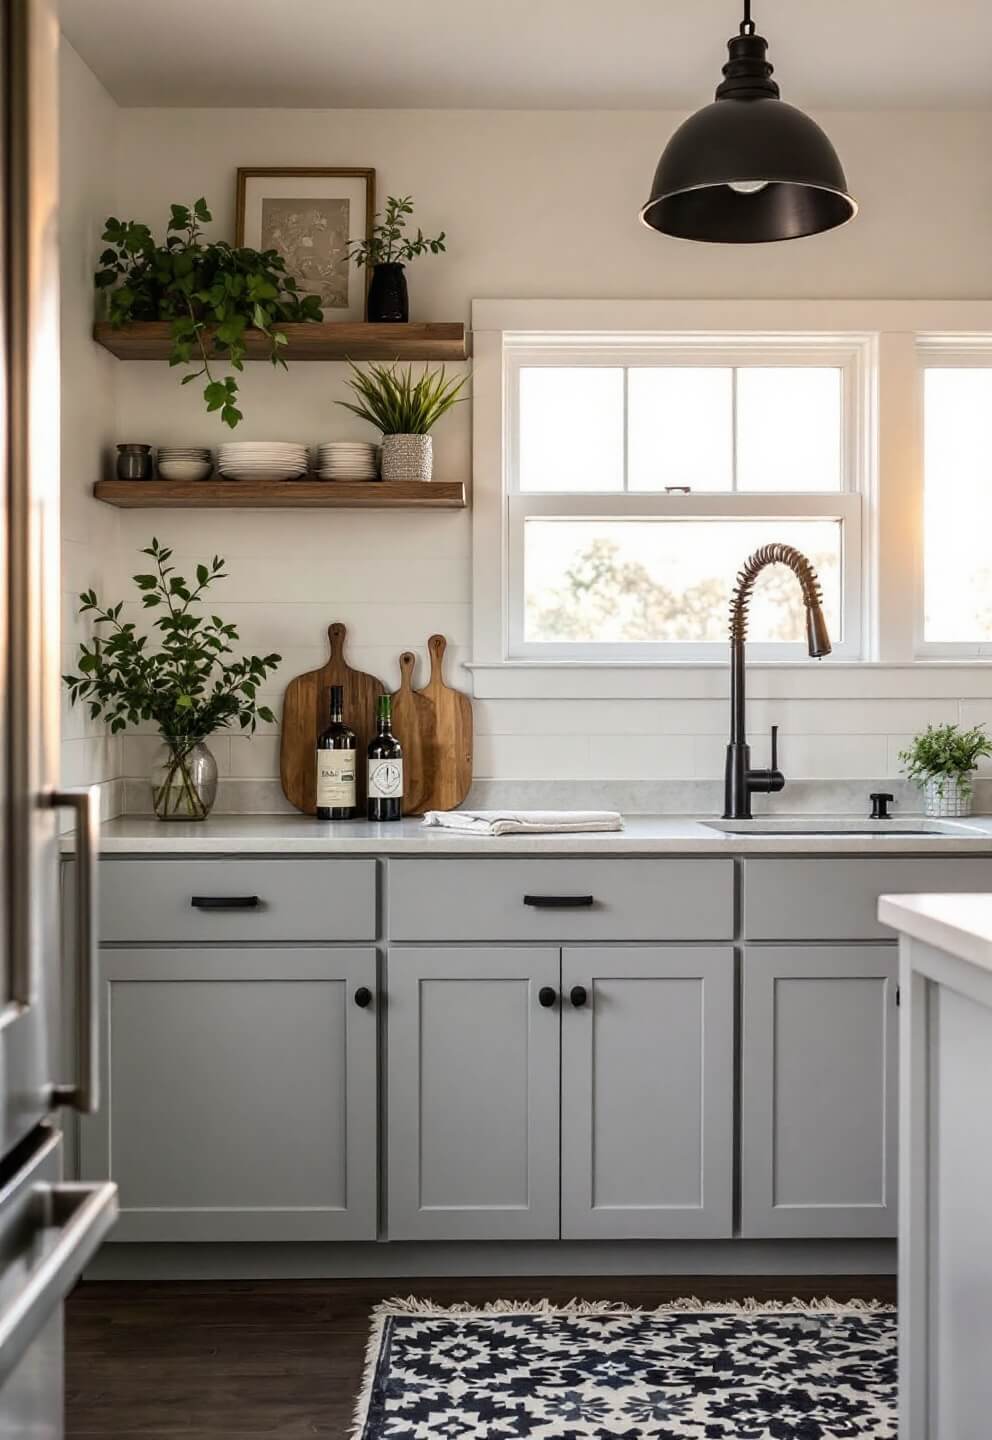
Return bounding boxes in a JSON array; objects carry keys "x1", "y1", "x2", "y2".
[{"x1": 236, "y1": 167, "x2": 375, "y2": 322}]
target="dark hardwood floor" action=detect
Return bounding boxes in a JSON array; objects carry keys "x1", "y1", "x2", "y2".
[{"x1": 66, "y1": 1273, "x2": 896, "y2": 1438}]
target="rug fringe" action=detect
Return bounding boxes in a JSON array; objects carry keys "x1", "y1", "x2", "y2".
[
  {"x1": 371, "y1": 1293, "x2": 895, "y2": 1319},
  {"x1": 349, "y1": 1293, "x2": 895, "y2": 1438}
]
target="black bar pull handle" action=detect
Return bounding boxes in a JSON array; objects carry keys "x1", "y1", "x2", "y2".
[
  {"x1": 523, "y1": 895, "x2": 594, "y2": 909},
  {"x1": 191, "y1": 895, "x2": 260, "y2": 911}
]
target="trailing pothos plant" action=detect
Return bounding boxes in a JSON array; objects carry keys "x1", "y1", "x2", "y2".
[
  {"x1": 64, "y1": 536, "x2": 280, "y2": 812},
  {"x1": 95, "y1": 198, "x2": 322, "y2": 426}
]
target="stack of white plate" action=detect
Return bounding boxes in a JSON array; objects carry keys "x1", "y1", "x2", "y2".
[
  {"x1": 157, "y1": 446, "x2": 213, "y2": 481},
  {"x1": 217, "y1": 442, "x2": 308, "y2": 482},
  {"x1": 314, "y1": 441, "x2": 379, "y2": 481}
]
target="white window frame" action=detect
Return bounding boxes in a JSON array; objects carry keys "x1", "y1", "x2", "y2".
[
  {"x1": 503, "y1": 335, "x2": 868, "y2": 663},
  {"x1": 915, "y1": 335, "x2": 992, "y2": 659},
  {"x1": 470, "y1": 300, "x2": 992, "y2": 700}
]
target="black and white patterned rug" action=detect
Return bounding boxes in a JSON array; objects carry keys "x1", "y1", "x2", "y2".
[{"x1": 353, "y1": 1298, "x2": 896, "y2": 1439}]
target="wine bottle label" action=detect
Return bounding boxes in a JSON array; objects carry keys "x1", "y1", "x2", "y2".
[
  {"x1": 368, "y1": 758, "x2": 404, "y2": 800},
  {"x1": 316, "y1": 751, "x2": 356, "y2": 808}
]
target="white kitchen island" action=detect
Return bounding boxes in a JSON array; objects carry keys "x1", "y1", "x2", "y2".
[{"x1": 879, "y1": 891, "x2": 992, "y2": 1440}]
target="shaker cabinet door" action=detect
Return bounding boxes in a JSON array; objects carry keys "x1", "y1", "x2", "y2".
[
  {"x1": 561, "y1": 946, "x2": 734, "y2": 1239},
  {"x1": 740, "y1": 944, "x2": 898, "y2": 1238},
  {"x1": 80, "y1": 947, "x2": 378, "y2": 1241},
  {"x1": 386, "y1": 946, "x2": 560, "y2": 1240}
]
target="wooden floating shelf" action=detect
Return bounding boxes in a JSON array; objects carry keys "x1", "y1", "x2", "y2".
[
  {"x1": 93, "y1": 321, "x2": 468, "y2": 362},
  {"x1": 93, "y1": 478, "x2": 466, "y2": 510}
]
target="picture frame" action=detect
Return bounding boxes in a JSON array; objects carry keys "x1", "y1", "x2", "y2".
[{"x1": 235, "y1": 167, "x2": 375, "y2": 322}]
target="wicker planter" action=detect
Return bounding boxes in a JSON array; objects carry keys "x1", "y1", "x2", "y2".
[
  {"x1": 381, "y1": 433, "x2": 432, "y2": 483},
  {"x1": 922, "y1": 772, "x2": 974, "y2": 818}
]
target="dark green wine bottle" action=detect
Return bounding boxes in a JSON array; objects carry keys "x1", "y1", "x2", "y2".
[
  {"x1": 367, "y1": 694, "x2": 403, "y2": 822},
  {"x1": 315, "y1": 685, "x2": 357, "y2": 820}
]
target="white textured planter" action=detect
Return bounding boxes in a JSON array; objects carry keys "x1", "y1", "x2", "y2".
[
  {"x1": 381, "y1": 433, "x2": 432, "y2": 483},
  {"x1": 922, "y1": 772, "x2": 974, "y2": 818}
]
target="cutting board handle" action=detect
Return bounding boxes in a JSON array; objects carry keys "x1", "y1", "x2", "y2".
[
  {"x1": 328, "y1": 622, "x2": 347, "y2": 660},
  {"x1": 399, "y1": 651, "x2": 417, "y2": 688},
  {"x1": 427, "y1": 633, "x2": 446, "y2": 684}
]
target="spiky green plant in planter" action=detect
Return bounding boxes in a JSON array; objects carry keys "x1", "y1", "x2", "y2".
[
  {"x1": 899, "y1": 722, "x2": 992, "y2": 816},
  {"x1": 337, "y1": 361, "x2": 468, "y2": 482}
]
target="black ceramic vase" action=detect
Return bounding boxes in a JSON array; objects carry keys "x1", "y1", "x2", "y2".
[{"x1": 366, "y1": 263, "x2": 409, "y2": 323}]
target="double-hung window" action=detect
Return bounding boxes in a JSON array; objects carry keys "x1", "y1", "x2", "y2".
[{"x1": 502, "y1": 335, "x2": 868, "y2": 662}]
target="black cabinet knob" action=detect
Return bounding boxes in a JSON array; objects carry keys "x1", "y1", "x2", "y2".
[
  {"x1": 354, "y1": 986, "x2": 373, "y2": 1008},
  {"x1": 869, "y1": 792, "x2": 894, "y2": 820},
  {"x1": 569, "y1": 985, "x2": 588, "y2": 1008},
  {"x1": 538, "y1": 986, "x2": 557, "y2": 1008}
]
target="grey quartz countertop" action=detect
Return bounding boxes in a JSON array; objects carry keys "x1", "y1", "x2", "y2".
[
  {"x1": 879, "y1": 892, "x2": 992, "y2": 973},
  {"x1": 62, "y1": 813, "x2": 992, "y2": 856}
]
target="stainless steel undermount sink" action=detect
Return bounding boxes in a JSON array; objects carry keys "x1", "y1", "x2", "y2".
[{"x1": 702, "y1": 817, "x2": 984, "y2": 838}]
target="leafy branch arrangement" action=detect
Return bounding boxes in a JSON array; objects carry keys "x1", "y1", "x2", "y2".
[
  {"x1": 337, "y1": 360, "x2": 468, "y2": 435},
  {"x1": 899, "y1": 723, "x2": 992, "y2": 798},
  {"x1": 95, "y1": 198, "x2": 322, "y2": 427},
  {"x1": 64, "y1": 540, "x2": 280, "y2": 818},
  {"x1": 347, "y1": 195, "x2": 446, "y2": 268}
]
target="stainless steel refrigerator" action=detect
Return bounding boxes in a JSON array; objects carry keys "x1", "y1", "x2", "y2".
[{"x1": 0, "y1": 0, "x2": 117, "y2": 1433}]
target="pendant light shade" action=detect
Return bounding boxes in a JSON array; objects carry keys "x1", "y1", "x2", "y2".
[{"x1": 640, "y1": 7, "x2": 856, "y2": 244}]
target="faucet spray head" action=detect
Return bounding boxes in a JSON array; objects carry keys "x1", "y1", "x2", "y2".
[
  {"x1": 805, "y1": 601, "x2": 832, "y2": 658},
  {"x1": 729, "y1": 542, "x2": 833, "y2": 656}
]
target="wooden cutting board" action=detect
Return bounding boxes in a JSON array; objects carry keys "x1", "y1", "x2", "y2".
[
  {"x1": 390, "y1": 652, "x2": 436, "y2": 816},
  {"x1": 416, "y1": 634, "x2": 473, "y2": 812},
  {"x1": 280, "y1": 622, "x2": 385, "y2": 814}
]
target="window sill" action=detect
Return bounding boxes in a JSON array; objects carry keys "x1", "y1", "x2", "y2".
[{"x1": 466, "y1": 660, "x2": 992, "y2": 700}]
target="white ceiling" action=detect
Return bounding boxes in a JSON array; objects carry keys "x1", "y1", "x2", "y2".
[{"x1": 61, "y1": 0, "x2": 992, "y2": 110}]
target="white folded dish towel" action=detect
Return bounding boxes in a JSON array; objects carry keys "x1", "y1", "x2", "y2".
[{"x1": 421, "y1": 809, "x2": 624, "y2": 837}]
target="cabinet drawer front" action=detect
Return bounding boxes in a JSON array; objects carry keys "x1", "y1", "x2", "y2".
[
  {"x1": 100, "y1": 858, "x2": 376, "y2": 942},
  {"x1": 389, "y1": 859, "x2": 734, "y2": 941},
  {"x1": 745, "y1": 857, "x2": 992, "y2": 940}
]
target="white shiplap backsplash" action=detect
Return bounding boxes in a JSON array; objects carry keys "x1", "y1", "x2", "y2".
[{"x1": 60, "y1": 46, "x2": 992, "y2": 815}]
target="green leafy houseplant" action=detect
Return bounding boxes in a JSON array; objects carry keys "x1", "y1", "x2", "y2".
[
  {"x1": 63, "y1": 540, "x2": 280, "y2": 820},
  {"x1": 346, "y1": 195, "x2": 446, "y2": 268},
  {"x1": 95, "y1": 198, "x2": 323, "y2": 427},
  {"x1": 899, "y1": 723, "x2": 992, "y2": 801},
  {"x1": 337, "y1": 360, "x2": 468, "y2": 435}
]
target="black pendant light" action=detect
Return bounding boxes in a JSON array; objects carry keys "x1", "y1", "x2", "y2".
[{"x1": 640, "y1": 1, "x2": 856, "y2": 244}]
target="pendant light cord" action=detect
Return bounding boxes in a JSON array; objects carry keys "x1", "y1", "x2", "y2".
[{"x1": 740, "y1": 0, "x2": 756, "y2": 35}]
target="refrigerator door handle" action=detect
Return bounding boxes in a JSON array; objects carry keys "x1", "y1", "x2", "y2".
[
  {"x1": 0, "y1": 1179, "x2": 117, "y2": 1390},
  {"x1": 48, "y1": 786, "x2": 100, "y2": 1113}
]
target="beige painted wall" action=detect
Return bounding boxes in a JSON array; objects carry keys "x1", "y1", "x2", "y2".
[
  {"x1": 62, "y1": 82, "x2": 992, "y2": 803},
  {"x1": 59, "y1": 41, "x2": 121, "y2": 814}
]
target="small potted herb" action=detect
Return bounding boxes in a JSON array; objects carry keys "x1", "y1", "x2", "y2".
[
  {"x1": 348, "y1": 195, "x2": 446, "y2": 323},
  {"x1": 899, "y1": 723, "x2": 992, "y2": 817},
  {"x1": 337, "y1": 361, "x2": 468, "y2": 482},
  {"x1": 63, "y1": 540, "x2": 280, "y2": 821}
]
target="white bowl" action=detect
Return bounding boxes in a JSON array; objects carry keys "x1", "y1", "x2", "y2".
[{"x1": 158, "y1": 461, "x2": 213, "y2": 481}]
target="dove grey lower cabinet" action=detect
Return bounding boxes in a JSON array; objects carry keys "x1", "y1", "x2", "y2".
[
  {"x1": 71, "y1": 849, "x2": 987, "y2": 1250},
  {"x1": 385, "y1": 944, "x2": 735, "y2": 1242}
]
